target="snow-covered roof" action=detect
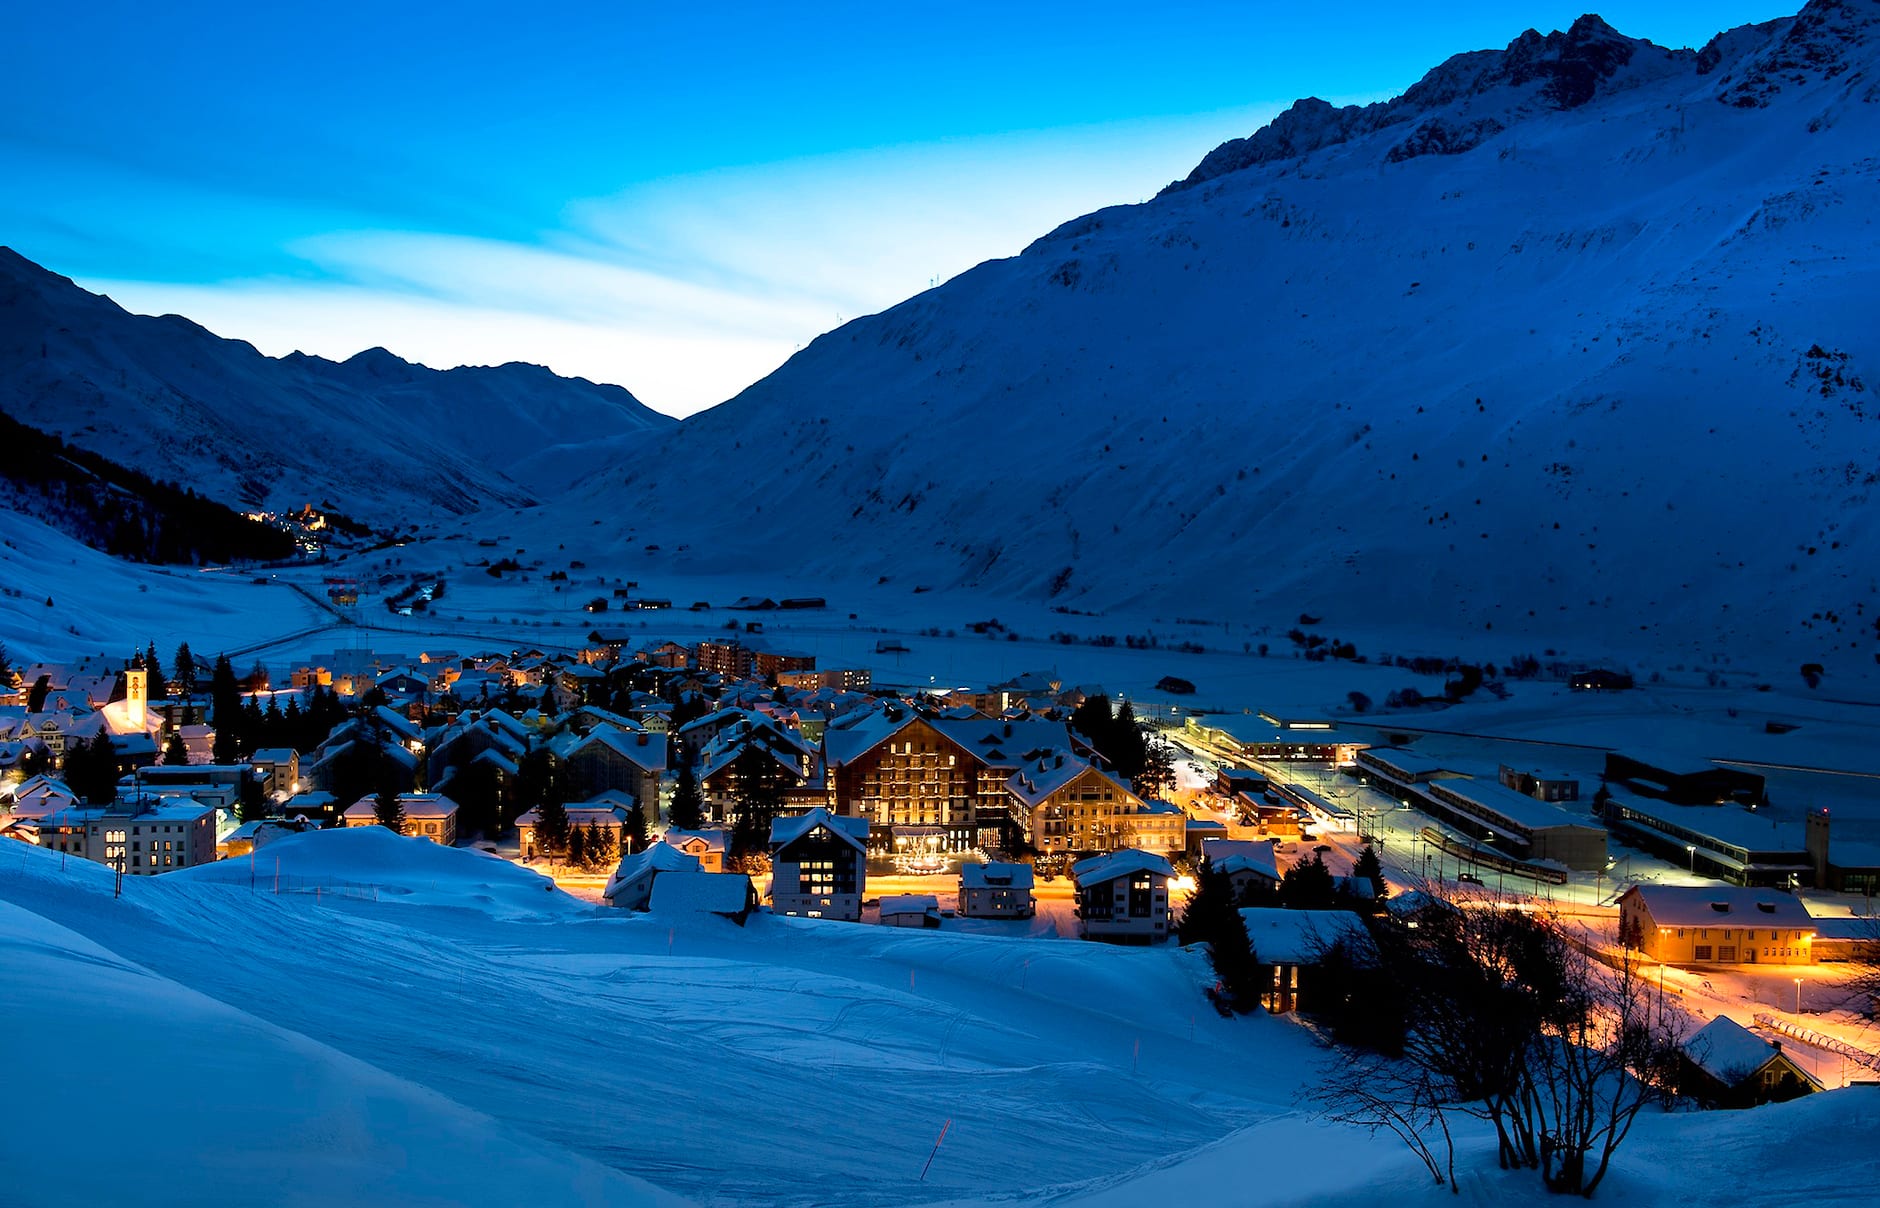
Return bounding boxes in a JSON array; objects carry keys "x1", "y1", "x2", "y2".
[
  {"x1": 1072, "y1": 849, "x2": 1174, "y2": 885},
  {"x1": 770, "y1": 807, "x2": 868, "y2": 852},
  {"x1": 878, "y1": 894, "x2": 939, "y2": 918},
  {"x1": 664, "y1": 827, "x2": 728, "y2": 855},
  {"x1": 648, "y1": 871, "x2": 754, "y2": 915},
  {"x1": 1238, "y1": 908, "x2": 1377, "y2": 965},
  {"x1": 1680, "y1": 1016, "x2": 1786, "y2": 1085},
  {"x1": 1623, "y1": 885, "x2": 1814, "y2": 930},
  {"x1": 603, "y1": 843, "x2": 703, "y2": 900},
  {"x1": 1204, "y1": 837, "x2": 1282, "y2": 882},
  {"x1": 960, "y1": 861, "x2": 1035, "y2": 891}
]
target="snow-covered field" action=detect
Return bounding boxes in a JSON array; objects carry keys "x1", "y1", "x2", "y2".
[{"x1": 5, "y1": 828, "x2": 1880, "y2": 1207}]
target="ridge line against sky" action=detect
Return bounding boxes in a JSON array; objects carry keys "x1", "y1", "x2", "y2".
[{"x1": 1, "y1": 1, "x2": 1786, "y2": 416}]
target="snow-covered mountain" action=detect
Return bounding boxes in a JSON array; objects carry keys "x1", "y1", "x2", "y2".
[
  {"x1": 569, "y1": 1, "x2": 1880, "y2": 669},
  {"x1": 0, "y1": 249, "x2": 675, "y2": 523}
]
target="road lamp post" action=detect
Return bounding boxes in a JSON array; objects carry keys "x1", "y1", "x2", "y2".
[
  {"x1": 1686, "y1": 844, "x2": 1696, "y2": 875},
  {"x1": 1794, "y1": 976, "x2": 1804, "y2": 1014}
]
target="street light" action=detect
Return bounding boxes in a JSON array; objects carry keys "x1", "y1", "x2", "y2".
[
  {"x1": 1794, "y1": 976, "x2": 1804, "y2": 1014},
  {"x1": 1685, "y1": 844, "x2": 1696, "y2": 874}
]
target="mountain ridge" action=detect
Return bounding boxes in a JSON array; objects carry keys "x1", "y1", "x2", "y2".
[
  {"x1": 0, "y1": 247, "x2": 675, "y2": 523},
  {"x1": 556, "y1": 0, "x2": 1880, "y2": 668}
]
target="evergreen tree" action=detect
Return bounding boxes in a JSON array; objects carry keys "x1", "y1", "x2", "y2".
[
  {"x1": 594, "y1": 820, "x2": 620, "y2": 870},
  {"x1": 162, "y1": 732, "x2": 191, "y2": 766},
  {"x1": 27, "y1": 675, "x2": 51, "y2": 712},
  {"x1": 451, "y1": 760, "x2": 502, "y2": 841},
  {"x1": 535, "y1": 797, "x2": 571, "y2": 864},
  {"x1": 1279, "y1": 851, "x2": 1340, "y2": 910},
  {"x1": 624, "y1": 803, "x2": 649, "y2": 854},
  {"x1": 582, "y1": 820, "x2": 612, "y2": 871},
  {"x1": 238, "y1": 772, "x2": 268, "y2": 823},
  {"x1": 144, "y1": 642, "x2": 164, "y2": 694},
  {"x1": 1133, "y1": 733, "x2": 1177, "y2": 802},
  {"x1": 0, "y1": 641, "x2": 14, "y2": 688},
  {"x1": 729, "y1": 745, "x2": 786, "y2": 858},
  {"x1": 1178, "y1": 857, "x2": 1236, "y2": 945},
  {"x1": 172, "y1": 642, "x2": 197, "y2": 697},
  {"x1": 1069, "y1": 693, "x2": 1114, "y2": 746},
  {"x1": 1109, "y1": 699, "x2": 1149, "y2": 781},
  {"x1": 210, "y1": 655, "x2": 243, "y2": 762},
  {"x1": 669, "y1": 759, "x2": 705, "y2": 831},
  {"x1": 568, "y1": 821, "x2": 590, "y2": 870},
  {"x1": 1209, "y1": 907, "x2": 1269, "y2": 1014},
  {"x1": 1351, "y1": 846, "x2": 1388, "y2": 901},
  {"x1": 374, "y1": 787, "x2": 407, "y2": 834},
  {"x1": 62, "y1": 736, "x2": 120, "y2": 804}
]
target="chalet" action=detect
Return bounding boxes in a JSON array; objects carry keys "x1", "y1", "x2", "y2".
[
  {"x1": 957, "y1": 861, "x2": 1035, "y2": 918},
  {"x1": 1237, "y1": 908, "x2": 1378, "y2": 1014},
  {"x1": 8, "y1": 775, "x2": 79, "y2": 818},
  {"x1": 1202, "y1": 837, "x2": 1283, "y2": 900},
  {"x1": 1618, "y1": 885, "x2": 1816, "y2": 967},
  {"x1": 1676, "y1": 1017, "x2": 1821, "y2": 1109},
  {"x1": 648, "y1": 871, "x2": 758, "y2": 923},
  {"x1": 662, "y1": 827, "x2": 729, "y2": 871},
  {"x1": 1011, "y1": 755, "x2": 1146, "y2": 856},
  {"x1": 1071, "y1": 849, "x2": 1173, "y2": 944},
  {"x1": 341, "y1": 792, "x2": 460, "y2": 845},
  {"x1": 878, "y1": 894, "x2": 942, "y2": 928},
  {"x1": 603, "y1": 843, "x2": 704, "y2": 910},
  {"x1": 251, "y1": 747, "x2": 302, "y2": 792},
  {"x1": 558, "y1": 727, "x2": 666, "y2": 816},
  {"x1": 516, "y1": 797, "x2": 633, "y2": 861},
  {"x1": 769, "y1": 807, "x2": 869, "y2": 921}
]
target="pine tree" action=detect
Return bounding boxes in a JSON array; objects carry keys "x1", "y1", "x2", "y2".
[
  {"x1": 374, "y1": 787, "x2": 407, "y2": 835},
  {"x1": 28, "y1": 675, "x2": 51, "y2": 712},
  {"x1": 144, "y1": 642, "x2": 165, "y2": 694},
  {"x1": 1178, "y1": 857, "x2": 1235, "y2": 945},
  {"x1": 172, "y1": 642, "x2": 197, "y2": 697},
  {"x1": 729, "y1": 746, "x2": 785, "y2": 859},
  {"x1": 1069, "y1": 693, "x2": 1114, "y2": 746},
  {"x1": 1109, "y1": 700, "x2": 1148, "y2": 782},
  {"x1": 1133, "y1": 733, "x2": 1177, "y2": 802},
  {"x1": 0, "y1": 641, "x2": 13, "y2": 689},
  {"x1": 62, "y1": 736, "x2": 119, "y2": 804},
  {"x1": 238, "y1": 772, "x2": 267, "y2": 823},
  {"x1": 568, "y1": 822, "x2": 590, "y2": 870},
  {"x1": 584, "y1": 820, "x2": 612, "y2": 871},
  {"x1": 162, "y1": 732, "x2": 191, "y2": 766},
  {"x1": 1351, "y1": 845, "x2": 1388, "y2": 901},
  {"x1": 535, "y1": 797, "x2": 570, "y2": 864},
  {"x1": 669, "y1": 760, "x2": 704, "y2": 831},
  {"x1": 1279, "y1": 851, "x2": 1339, "y2": 910},
  {"x1": 624, "y1": 803, "x2": 649, "y2": 854},
  {"x1": 210, "y1": 655, "x2": 242, "y2": 762}
]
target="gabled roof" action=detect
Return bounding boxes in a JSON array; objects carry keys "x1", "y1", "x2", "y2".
[
  {"x1": 770, "y1": 807, "x2": 868, "y2": 852},
  {"x1": 649, "y1": 871, "x2": 755, "y2": 915},
  {"x1": 1237, "y1": 908, "x2": 1377, "y2": 965},
  {"x1": 569, "y1": 726, "x2": 668, "y2": 774},
  {"x1": 1681, "y1": 1016, "x2": 1801, "y2": 1086},
  {"x1": 1072, "y1": 849, "x2": 1174, "y2": 885},
  {"x1": 879, "y1": 894, "x2": 940, "y2": 917},
  {"x1": 1204, "y1": 837, "x2": 1282, "y2": 883},
  {"x1": 603, "y1": 843, "x2": 703, "y2": 900},
  {"x1": 664, "y1": 827, "x2": 728, "y2": 855},
  {"x1": 959, "y1": 861, "x2": 1035, "y2": 891},
  {"x1": 1622, "y1": 885, "x2": 1814, "y2": 930}
]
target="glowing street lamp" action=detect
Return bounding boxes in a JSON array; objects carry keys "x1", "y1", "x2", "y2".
[
  {"x1": 1794, "y1": 976, "x2": 1804, "y2": 1014},
  {"x1": 1685, "y1": 844, "x2": 1697, "y2": 874}
]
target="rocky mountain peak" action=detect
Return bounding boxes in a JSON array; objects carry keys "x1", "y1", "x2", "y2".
[{"x1": 1165, "y1": 13, "x2": 1674, "y2": 191}]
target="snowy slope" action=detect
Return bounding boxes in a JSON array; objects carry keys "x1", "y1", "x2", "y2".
[
  {"x1": 567, "y1": 1, "x2": 1880, "y2": 670},
  {"x1": 0, "y1": 248, "x2": 675, "y2": 521},
  {"x1": 1, "y1": 893, "x2": 691, "y2": 1208},
  {"x1": 5, "y1": 821, "x2": 1879, "y2": 1207},
  {"x1": 0, "y1": 507, "x2": 327, "y2": 665}
]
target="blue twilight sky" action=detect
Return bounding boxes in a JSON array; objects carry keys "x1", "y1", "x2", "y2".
[{"x1": 2, "y1": 1, "x2": 1787, "y2": 415}]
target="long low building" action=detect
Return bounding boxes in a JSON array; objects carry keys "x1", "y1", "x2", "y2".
[
  {"x1": 1354, "y1": 747, "x2": 1456, "y2": 792},
  {"x1": 1604, "y1": 797, "x2": 1809, "y2": 887},
  {"x1": 1618, "y1": 884, "x2": 1816, "y2": 966},
  {"x1": 1422, "y1": 777, "x2": 1608, "y2": 871}
]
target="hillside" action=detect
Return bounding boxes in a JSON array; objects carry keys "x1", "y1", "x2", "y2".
[
  {"x1": 0, "y1": 248, "x2": 675, "y2": 523},
  {"x1": 570, "y1": 1, "x2": 1880, "y2": 671},
  {"x1": 5, "y1": 830, "x2": 1878, "y2": 1207}
]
